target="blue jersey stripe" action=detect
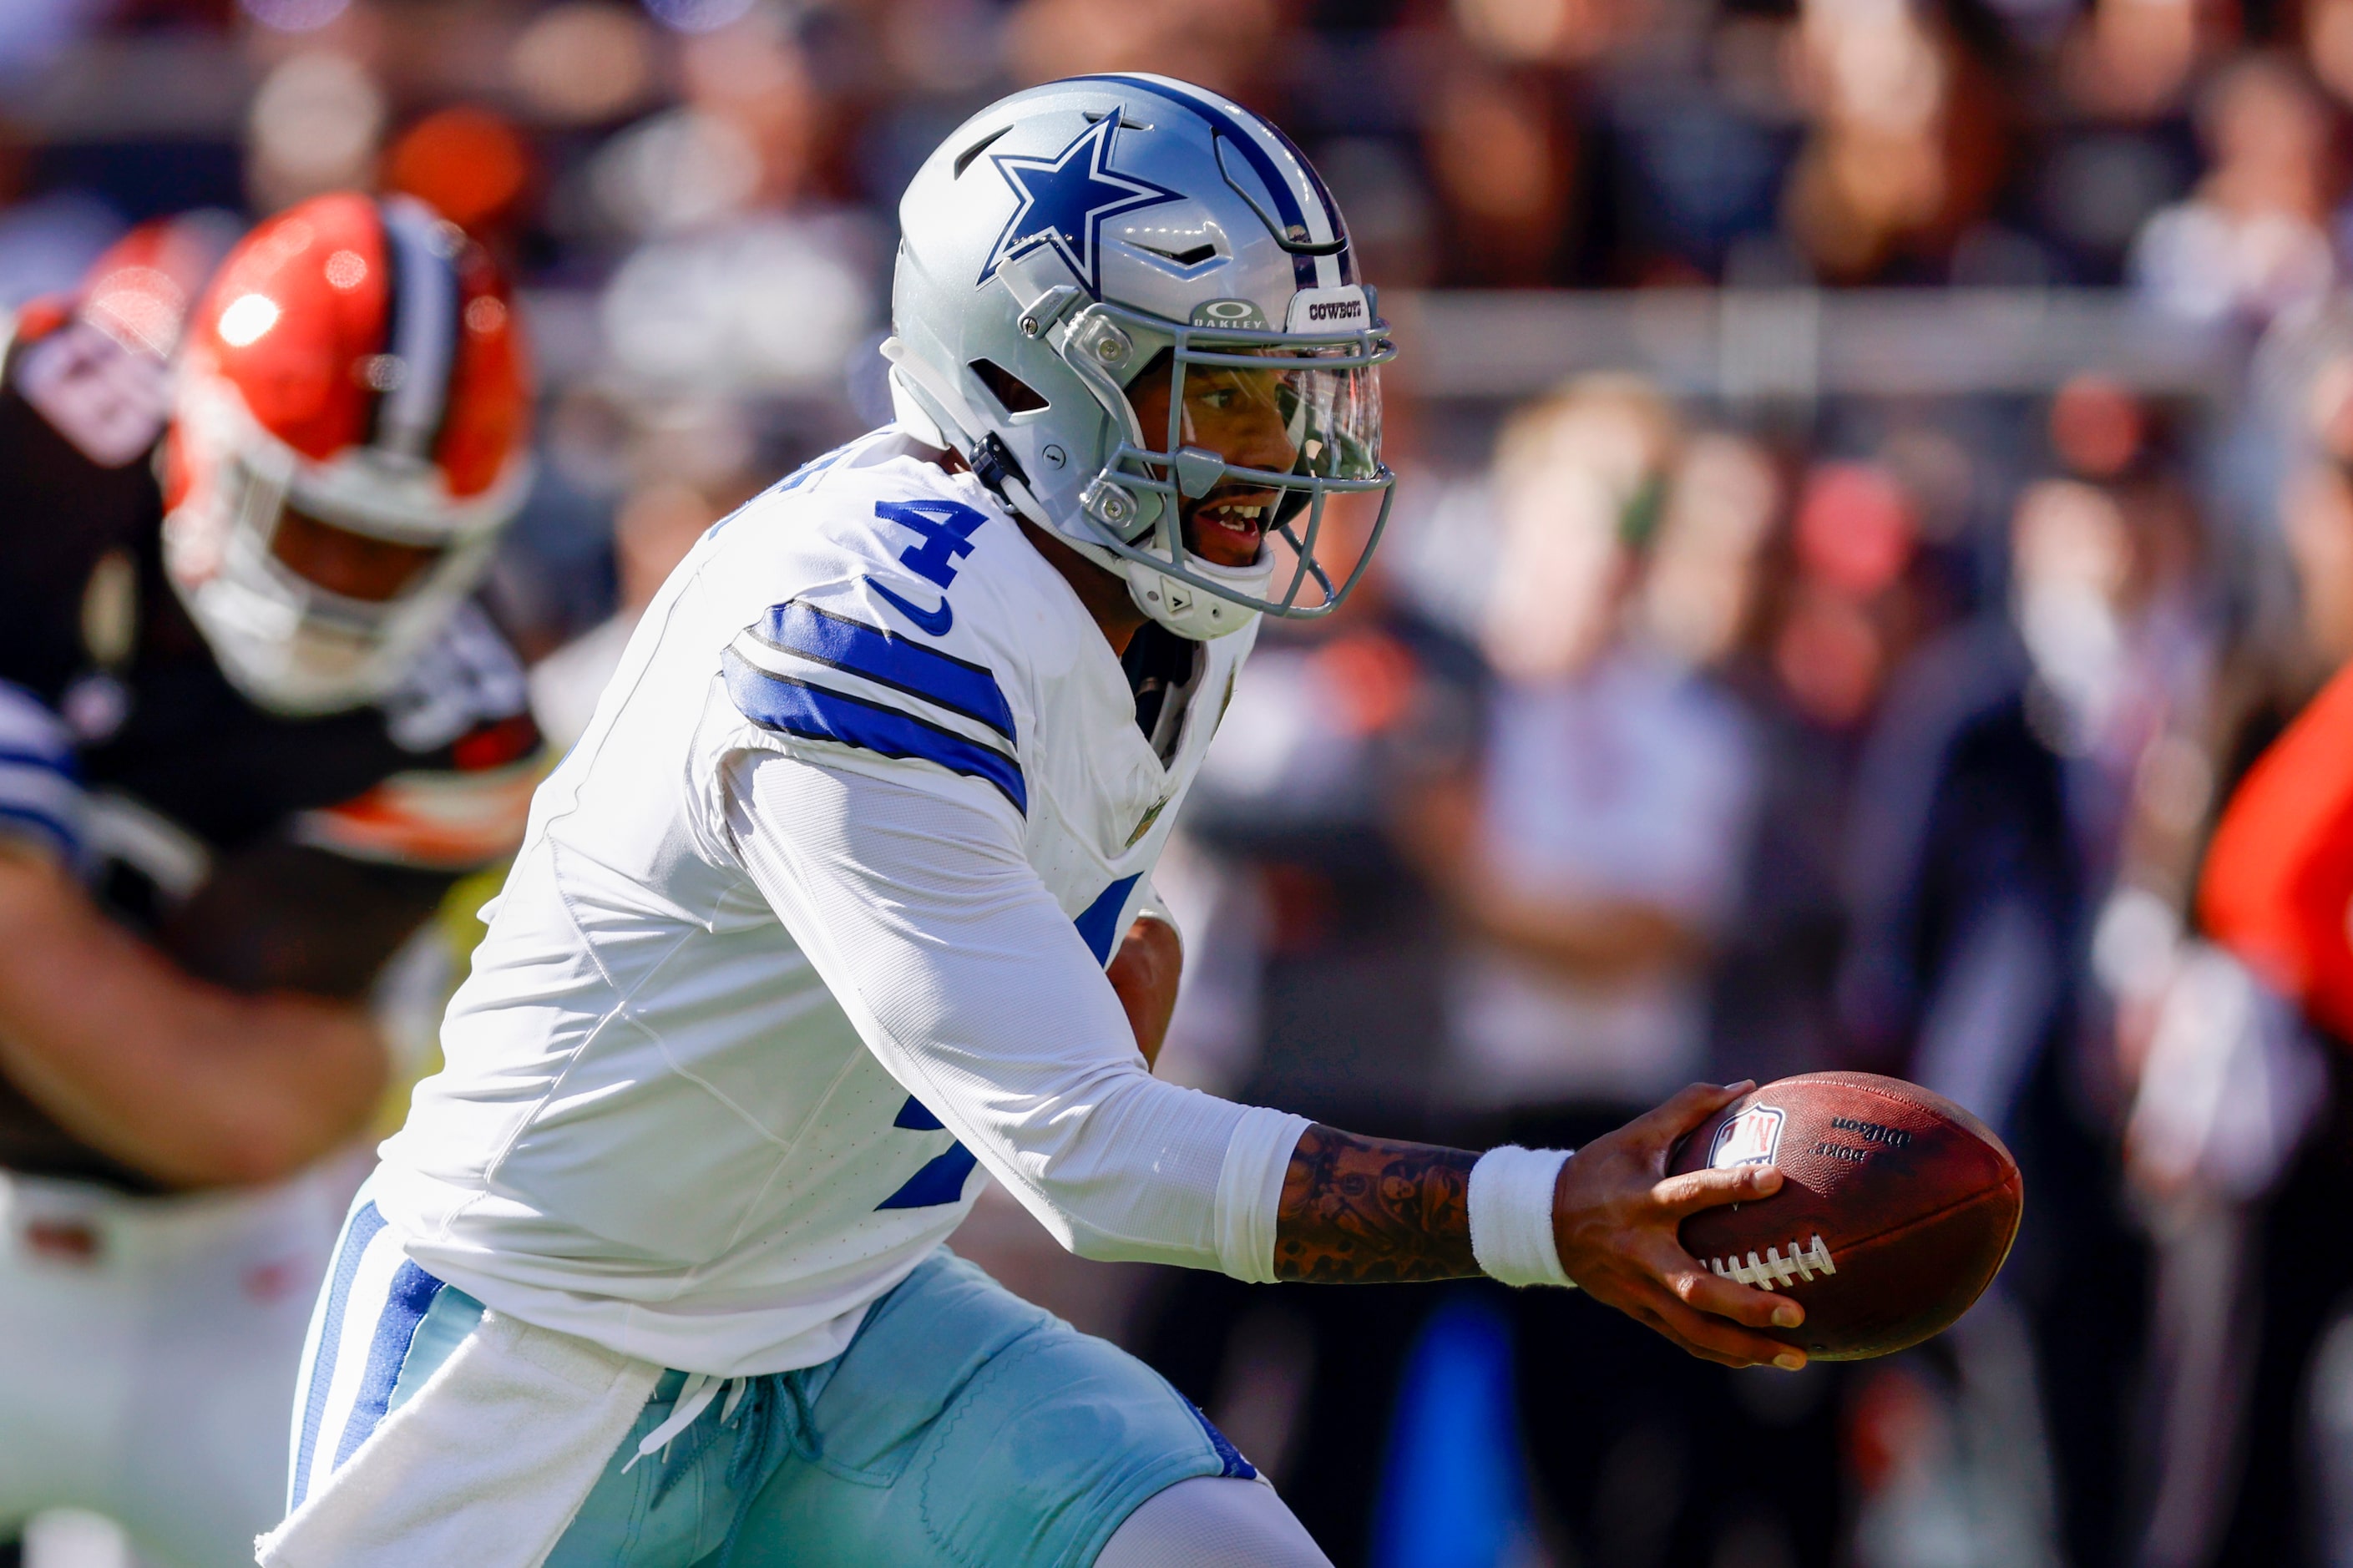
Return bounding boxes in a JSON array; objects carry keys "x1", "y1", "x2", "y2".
[
  {"x1": 876, "y1": 1142, "x2": 980, "y2": 1210},
  {"x1": 758, "y1": 600, "x2": 1015, "y2": 741},
  {"x1": 1073, "y1": 873, "x2": 1143, "y2": 966},
  {"x1": 291, "y1": 1201, "x2": 387, "y2": 1510},
  {"x1": 878, "y1": 1095, "x2": 976, "y2": 1209},
  {"x1": 723, "y1": 651, "x2": 1027, "y2": 815},
  {"x1": 0, "y1": 747, "x2": 75, "y2": 776},
  {"x1": 893, "y1": 1095, "x2": 947, "y2": 1131},
  {"x1": 0, "y1": 802, "x2": 76, "y2": 856},
  {"x1": 1189, "y1": 1401, "x2": 1260, "y2": 1481},
  {"x1": 1073, "y1": 74, "x2": 1332, "y2": 287},
  {"x1": 331, "y1": 1259, "x2": 448, "y2": 1469}
]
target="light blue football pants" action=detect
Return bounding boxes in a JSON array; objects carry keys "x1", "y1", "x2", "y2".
[{"x1": 291, "y1": 1232, "x2": 1257, "y2": 1567}]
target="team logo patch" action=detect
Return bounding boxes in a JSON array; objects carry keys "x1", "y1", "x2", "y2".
[
  {"x1": 979, "y1": 114, "x2": 1183, "y2": 296},
  {"x1": 1708, "y1": 1104, "x2": 1785, "y2": 1169}
]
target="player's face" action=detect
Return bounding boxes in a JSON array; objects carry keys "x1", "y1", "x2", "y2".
[
  {"x1": 271, "y1": 507, "x2": 445, "y2": 603},
  {"x1": 1124, "y1": 355, "x2": 1303, "y2": 569}
]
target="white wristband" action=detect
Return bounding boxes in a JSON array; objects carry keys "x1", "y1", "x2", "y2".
[{"x1": 1468, "y1": 1145, "x2": 1576, "y2": 1288}]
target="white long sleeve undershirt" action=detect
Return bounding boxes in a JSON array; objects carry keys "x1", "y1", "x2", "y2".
[{"x1": 722, "y1": 750, "x2": 1308, "y2": 1282}]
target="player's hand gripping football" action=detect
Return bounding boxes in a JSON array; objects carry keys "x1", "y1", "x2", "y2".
[{"x1": 1552, "y1": 1081, "x2": 1809, "y2": 1371}]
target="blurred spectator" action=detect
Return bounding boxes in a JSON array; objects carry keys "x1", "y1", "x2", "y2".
[
  {"x1": 506, "y1": 2, "x2": 662, "y2": 129},
  {"x1": 1839, "y1": 379, "x2": 2217, "y2": 1568},
  {"x1": 1005, "y1": 0, "x2": 1281, "y2": 103},
  {"x1": 2280, "y1": 338, "x2": 2353, "y2": 672},
  {"x1": 245, "y1": 50, "x2": 386, "y2": 213},
  {"x1": 2106, "y1": 326, "x2": 2353, "y2": 1566},
  {"x1": 2133, "y1": 54, "x2": 2340, "y2": 324},
  {"x1": 585, "y1": 10, "x2": 879, "y2": 396},
  {"x1": 1781, "y1": 0, "x2": 2006, "y2": 283},
  {"x1": 1385, "y1": 380, "x2": 1843, "y2": 1567},
  {"x1": 1422, "y1": 63, "x2": 1576, "y2": 287},
  {"x1": 1418, "y1": 379, "x2": 1758, "y2": 1117},
  {"x1": 1774, "y1": 461, "x2": 1921, "y2": 728},
  {"x1": 1706, "y1": 451, "x2": 1936, "y2": 1107},
  {"x1": 2060, "y1": 0, "x2": 2213, "y2": 123}
]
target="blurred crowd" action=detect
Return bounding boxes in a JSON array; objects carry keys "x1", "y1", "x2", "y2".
[{"x1": 18, "y1": 0, "x2": 2353, "y2": 1565}]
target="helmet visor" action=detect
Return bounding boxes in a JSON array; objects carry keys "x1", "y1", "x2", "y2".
[
  {"x1": 1102, "y1": 324, "x2": 1394, "y2": 616},
  {"x1": 1161, "y1": 347, "x2": 1383, "y2": 483}
]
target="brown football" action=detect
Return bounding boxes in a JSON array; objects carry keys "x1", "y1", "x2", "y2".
[{"x1": 1667, "y1": 1071, "x2": 2023, "y2": 1360}]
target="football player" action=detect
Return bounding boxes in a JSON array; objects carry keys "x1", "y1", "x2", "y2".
[
  {"x1": 0, "y1": 194, "x2": 539, "y2": 1565},
  {"x1": 268, "y1": 78, "x2": 1797, "y2": 1568}
]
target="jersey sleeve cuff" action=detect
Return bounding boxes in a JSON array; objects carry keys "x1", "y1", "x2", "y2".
[
  {"x1": 1470, "y1": 1146, "x2": 1576, "y2": 1288},
  {"x1": 1213, "y1": 1108, "x2": 1310, "y2": 1284}
]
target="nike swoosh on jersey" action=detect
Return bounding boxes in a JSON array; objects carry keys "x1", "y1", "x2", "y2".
[
  {"x1": 867, "y1": 578, "x2": 954, "y2": 636},
  {"x1": 759, "y1": 599, "x2": 1014, "y2": 741}
]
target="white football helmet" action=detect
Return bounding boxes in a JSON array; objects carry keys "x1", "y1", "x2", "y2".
[{"x1": 887, "y1": 74, "x2": 1394, "y2": 640}]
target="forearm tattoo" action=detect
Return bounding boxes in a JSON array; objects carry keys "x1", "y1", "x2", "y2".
[{"x1": 1273, "y1": 1125, "x2": 1482, "y2": 1284}]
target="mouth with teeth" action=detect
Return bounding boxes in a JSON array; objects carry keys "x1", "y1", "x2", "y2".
[{"x1": 1184, "y1": 488, "x2": 1278, "y2": 569}]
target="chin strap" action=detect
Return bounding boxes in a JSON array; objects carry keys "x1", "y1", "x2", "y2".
[{"x1": 965, "y1": 432, "x2": 1028, "y2": 507}]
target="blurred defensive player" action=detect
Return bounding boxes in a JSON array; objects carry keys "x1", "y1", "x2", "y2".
[
  {"x1": 0, "y1": 194, "x2": 539, "y2": 1565},
  {"x1": 268, "y1": 78, "x2": 1798, "y2": 1568}
]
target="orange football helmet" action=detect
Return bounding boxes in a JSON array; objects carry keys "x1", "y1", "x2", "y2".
[{"x1": 162, "y1": 192, "x2": 533, "y2": 714}]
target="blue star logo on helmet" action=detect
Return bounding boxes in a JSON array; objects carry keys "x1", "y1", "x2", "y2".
[{"x1": 979, "y1": 114, "x2": 1183, "y2": 296}]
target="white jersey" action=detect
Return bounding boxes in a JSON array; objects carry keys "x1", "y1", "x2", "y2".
[{"x1": 373, "y1": 430, "x2": 1307, "y2": 1377}]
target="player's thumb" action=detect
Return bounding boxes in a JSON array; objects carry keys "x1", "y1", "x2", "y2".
[{"x1": 1628, "y1": 1080, "x2": 1754, "y2": 1152}]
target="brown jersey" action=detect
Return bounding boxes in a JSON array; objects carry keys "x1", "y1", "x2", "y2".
[{"x1": 0, "y1": 296, "x2": 540, "y2": 1191}]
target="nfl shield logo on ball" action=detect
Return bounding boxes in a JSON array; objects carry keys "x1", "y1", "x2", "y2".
[{"x1": 1709, "y1": 1105, "x2": 1786, "y2": 1168}]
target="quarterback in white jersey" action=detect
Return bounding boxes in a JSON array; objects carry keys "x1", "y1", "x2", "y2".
[
  {"x1": 375, "y1": 428, "x2": 1285, "y2": 1377},
  {"x1": 269, "y1": 76, "x2": 1804, "y2": 1568}
]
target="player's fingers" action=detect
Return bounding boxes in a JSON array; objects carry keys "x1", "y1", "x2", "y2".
[
  {"x1": 1622, "y1": 1300, "x2": 1756, "y2": 1369},
  {"x1": 1622, "y1": 1080, "x2": 1754, "y2": 1154},
  {"x1": 1652, "y1": 1162, "x2": 1783, "y2": 1218},
  {"x1": 1642, "y1": 1240, "x2": 1804, "y2": 1331},
  {"x1": 1620, "y1": 1287, "x2": 1778, "y2": 1368},
  {"x1": 1639, "y1": 1287, "x2": 1807, "y2": 1370}
]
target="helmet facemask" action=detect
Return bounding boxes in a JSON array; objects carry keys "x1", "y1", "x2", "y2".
[
  {"x1": 165, "y1": 380, "x2": 524, "y2": 715},
  {"x1": 1061, "y1": 301, "x2": 1392, "y2": 638},
  {"x1": 927, "y1": 294, "x2": 1394, "y2": 640}
]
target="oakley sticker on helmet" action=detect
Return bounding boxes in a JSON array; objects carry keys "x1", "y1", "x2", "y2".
[
  {"x1": 1708, "y1": 1104, "x2": 1786, "y2": 1169},
  {"x1": 1192, "y1": 299, "x2": 1267, "y2": 329},
  {"x1": 979, "y1": 114, "x2": 1183, "y2": 296}
]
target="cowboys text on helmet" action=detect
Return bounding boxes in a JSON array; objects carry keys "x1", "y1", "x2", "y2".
[{"x1": 885, "y1": 74, "x2": 1394, "y2": 640}]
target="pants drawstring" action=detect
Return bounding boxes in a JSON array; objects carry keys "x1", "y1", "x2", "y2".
[{"x1": 620, "y1": 1368, "x2": 809, "y2": 1551}]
